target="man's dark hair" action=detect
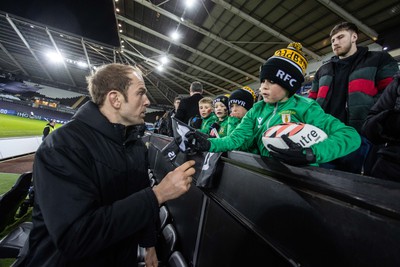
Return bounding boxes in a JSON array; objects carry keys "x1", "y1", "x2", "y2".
[
  {"x1": 190, "y1": 81, "x2": 203, "y2": 93},
  {"x1": 330, "y1": 22, "x2": 359, "y2": 37},
  {"x1": 174, "y1": 96, "x2": 182, "y2": 102}
]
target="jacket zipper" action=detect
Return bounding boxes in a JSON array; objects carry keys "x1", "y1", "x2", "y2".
[{"x1": 266, "y1": 104, "x2": 278, "y2": 129}]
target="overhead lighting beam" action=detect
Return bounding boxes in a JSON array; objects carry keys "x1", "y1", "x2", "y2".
[
  {"x1": 132, "y1": 0, "x2": 265, "y2": 63},
  {"x1": 0, "y1": 42, "x2": 29, "y2": 76},
  {"x1": 144, "y1": 73, "x2": 175, "y2": 105},
  {"x1": 81, "y1": 39, "x2": 92, "y2": 74},
  {"x1": 123, "y1": 49, "x2": 224, "y2": 95},
  {"x1": 122, "y1": 35, "x2": 238, "y2": 92},
  {"x1": 117, "y1": 16, "x2": 257, "y2": 82},
  {"x1": 46, "y1": 28, "x2": 76, "y2": 86},
  {"x1": 211, "y1": 0, "x2": 321, "y2": 60},
  {"x1": 6, "y1": 14, "x2": 54, "y2": 81},
  {"x1": 125, "y1": 52, "x2": 191, "y2": 95},
  {"x1": 316, "y1": 0, "x2": 378, "y2": 41}
]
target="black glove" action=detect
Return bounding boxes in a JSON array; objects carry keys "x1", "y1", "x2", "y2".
[
  {"x1": 185, "y1": 130, "x2": 211, "y2": 152},
  {"x1": 267, "y1": 134, "x2": 316, "y2": 166},
  {"x1": 210, "y1": 122, "x2": 220, "y2": 131},
  {"x1": 209, "y1": 122, "x2": 220, "y2": 138}
]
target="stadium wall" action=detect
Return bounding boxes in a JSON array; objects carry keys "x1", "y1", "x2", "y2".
[{"x1": 0, "y1": 136, "x2": 41, "y2": 160}]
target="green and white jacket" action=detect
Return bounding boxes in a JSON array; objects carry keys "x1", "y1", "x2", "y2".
[{"x1": 209, "y1": 95, "x2": 361, "y2": 164}]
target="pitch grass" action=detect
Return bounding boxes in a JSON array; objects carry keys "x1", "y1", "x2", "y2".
[
  {"x1": 0, "y1": 172, "x2": 19, "y2": 195},
  {"x1": 0, "y1": 173, "x2": 28, "y2": 267},
  {"x1": 0, "y1": 114, "x2": 61, "y2": 138}
]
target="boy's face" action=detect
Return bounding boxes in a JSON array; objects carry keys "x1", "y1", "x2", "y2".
[
  {"x1": 260, "y1": 80, "x2": 289, "y2": 104},
  {"x1": 230, "y1": 103, "x2": 247, "y2": 119},
  {"x1": 214, "y1": 102, "x2": 228, "y2": 119},
  {"x1": 199, "y1": 103, "x2": 213, "y2": 118}
]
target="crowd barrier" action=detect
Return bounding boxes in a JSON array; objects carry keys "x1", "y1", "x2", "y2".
[
  {"x1": 0, "y1": 136, "x2": 41, "y2": 160},
  {"x1": 144, "y1": 134, "x2": 400, "y2": 267}
]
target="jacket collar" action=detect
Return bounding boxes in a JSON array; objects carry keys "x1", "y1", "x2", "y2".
[
  {"x1": 331, "y1": 46, "x2": 368, "y2": 63},
  {"x1": 73, "y1": 101, "x2": 144, "y2": 144}
]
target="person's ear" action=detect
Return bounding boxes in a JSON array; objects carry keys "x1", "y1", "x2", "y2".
[
  {"x1": 107, "y1": 90, "x2": 121, "y2": 109},
  {"x1": 351, "y1": 32, "x2": 358, "y2": 43}
]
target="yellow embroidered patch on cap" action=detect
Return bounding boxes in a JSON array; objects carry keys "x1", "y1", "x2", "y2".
[{"x1": 273, "y1": 42, "x2": 307, "y2": 74}]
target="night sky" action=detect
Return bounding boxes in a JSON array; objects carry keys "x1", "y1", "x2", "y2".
[{"x1": 0, "y1": 0, "x2": 119, "y2": 46}]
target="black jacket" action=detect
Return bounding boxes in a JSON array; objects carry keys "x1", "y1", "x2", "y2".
[
  {"x1": 26, "y1": 101, "x2": 159, "y2": 267},
  {"x1": 362, "y1": 72, "x2": 400, "y2": 146},
  {"x1": 362, "y1": 72, "x2": 400, "y2": 181},
  {"x1": 174, "y1": 93, "x2": 203, "y2": 124},
  {"x1": 42, "y1": 123, "x2": 54, "y2": 140}
]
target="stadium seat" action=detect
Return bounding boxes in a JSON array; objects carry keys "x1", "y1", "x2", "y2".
[
  {"x1": 150, "y1": 177, "x2": 156, "y2": 187},
  {"x1": 0, "y1": 172, "x2": 32, "y2": 233},
  {"x1": 137, "y1": 205, "x2": 171, "y2": 263},
  {"x1": 157, "y1": 224, "x2": 178, "y2": 264},
  {"x1": 159, "y1": 205, "x2": 170, "y2": 230},
  {"x1": 9, "y1": 231, "x2": 30, "y2": 267},
  {"x1": 0, "y1": 222, "x2": 32, "y2": 258},
  {"x1": 168, "y1": 251, "x2": 188, "y2": 267}
]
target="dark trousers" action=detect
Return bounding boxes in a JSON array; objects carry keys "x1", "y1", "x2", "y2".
[{"x1": 320, "y1": 136, "x2": 372, "y2": 175}]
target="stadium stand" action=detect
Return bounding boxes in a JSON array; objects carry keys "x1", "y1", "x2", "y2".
[
  {"x1": 55, "y1": 96, "x2": 90, "y2": 109},
  {"x1": 0, "y1": 100, "x2": 73, "y2": 122}
]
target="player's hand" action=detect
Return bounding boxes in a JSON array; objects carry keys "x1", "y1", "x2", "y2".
[{"x1": 152, "y1": 160, "x2": 196, "y2": 204}]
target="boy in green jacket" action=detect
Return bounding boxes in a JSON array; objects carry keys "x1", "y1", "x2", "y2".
[
  {"x1": 227, "y1": 86, "x2": 259, "y2": 154},
  {"x1": 199, "y1": 97, "x2": 217, "y2": 134},
  {"x1": 186, "y1": 43, "x2": 361, "y2": 166},
  {"x1": 227, "y1": 86, "x2": 256, "y2": 135},
  {"x1": 210, "y1": 95, "x2": 231, "y2": 137}
]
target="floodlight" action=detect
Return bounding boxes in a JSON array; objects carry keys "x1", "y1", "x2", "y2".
[
  {"x1": 46, "y1": 51, "x2": 63, "y2": 63},
  {"x1": 185, "y1": 0, "x2": 196, "y2": 8},
  {"x1": 170, "y1": 31, "x2": 180, "y2": 41},
  {"x1": 160, "y1": 56, "x2": 169, "y2": 64},
  {"x1": 77, "y1": 61, "x2": 88, "y2": 68}
]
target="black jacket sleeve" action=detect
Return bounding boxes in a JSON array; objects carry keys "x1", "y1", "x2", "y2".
[
  {"x1": 43, "y1": 126, "x2": 50, "y2": 137},
  {"x1": 174, "y1": 99, "x2": 187, "y2": 122},
  {"x1": 33, "y1": 145, "x2": 159, "y2": 259},
  {"x1": 362, "y1": 73, "x2": 400, "y2": 144}
]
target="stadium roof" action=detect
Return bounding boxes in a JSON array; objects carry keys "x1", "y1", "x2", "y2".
[{"x1": 0, "y1": 0, "x2": 399, "y2": 108}]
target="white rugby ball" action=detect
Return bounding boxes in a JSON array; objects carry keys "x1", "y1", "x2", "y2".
[{"x1": 262, "y1": 122, "x2": 328, "y2": 151}]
